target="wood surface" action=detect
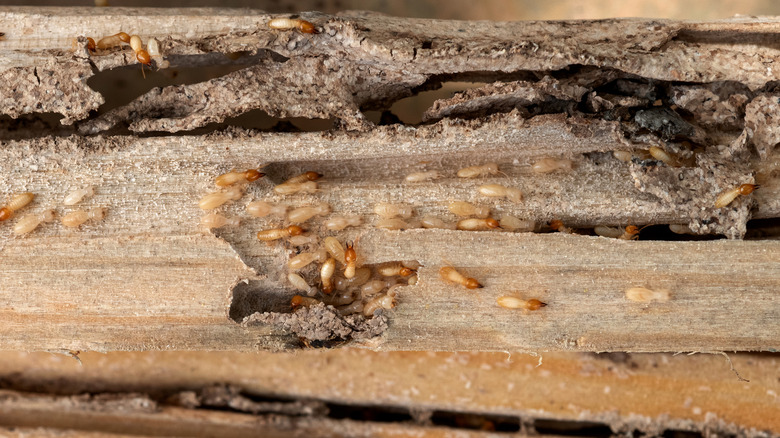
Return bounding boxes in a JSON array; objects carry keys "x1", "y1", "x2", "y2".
[{"x1": 0, "y1": 8, "x2": 777, "y2": 353}]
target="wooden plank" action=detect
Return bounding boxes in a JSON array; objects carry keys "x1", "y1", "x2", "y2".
[{"x1": 0, "y1": 350, "x2": 776, "y2": 435}]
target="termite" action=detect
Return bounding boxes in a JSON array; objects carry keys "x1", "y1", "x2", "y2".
[
  {"x1": 14, "y1": 209, "x2": 55, "y2": 235},
  {"x1": 322, "y1": 236, "x2": 345, "y2": 264},
  {"x1": 287, "y1": 249, "x2": 328, "y2": 270},
  {"x1": 256, "y1": 225, "x2": 304, "y2": 241},
  {"x1": 362, "y1": 293, "x2": 396, "y2": 317},
  {"x1": 668, "y1": 224, "x2": 695, "y2": 235},
  {"x1": 64, "y1": 187, "x2": 94, "y2": 205},
  {"x1": 246, "y1": 201, "x2": 287, "y2": 218},
  {"x1": 496, "y1": 296, "x2": 547, "y2": 311},
  {"x1": 323, "y1": 215, "x2": 362, "y2": 231},
  {"x1": 377, "y1": 262, "x2": 415, "y2": 277},
  {"x1": 531, "y1": 158, "x2": 574, "y2": 174},
  {"x1": 268, "y1": 17, "x2": 319, "y2": 34},
  {"x1": 625, "y1": 287, "x2": 671, "y2": 303},
  {"x1": 287, "y1": 203, "x2": 330, "y2": 224},
  {"x1": 456, "y1": 217, "x2": 500, "y2": 231},
  {"x1": 439, "y1": 266, "x2": 482, "y2": 289},
  {"x1": 288, "y1": 234, "x2": 318, "y2": 246},
  {"x1": 215, "y1": 169, "x2": 264, "y2": 187},
  {"x1": 146, "y1": 38, "x2": 169, "y2": 69},
  {"x1": 448, "y1": 201, "x2": 489, "y2": 218},
  {"x1": 338, "y1": 300, "x2": 363, "y2": 316},
  {"x1": 283, "y1": 171, "x2": 322, "y2": 185},
  {"x1": 499, "y1": 215, "x2": 534, "y2": 232},
  {"x1": 374, "y1": 202, "x2": 414, "y2": 219},
  {"x1": 344, "y1": 241, "x2": 357, "y2": 279},
  {"x1": 613, "y1": 151, "x2": 633, "y2": 162},
  {"x1": 0, "y1": 192, "x2": 34, "y2": 221},
  {"x1": 96, "y1": 31, "x2": 130, "y2": 49},
  {"x1": 129, "y1": 35, "x2": 151, "y2": 66},
  {"x1": 375, "y1": 218, "x2": 411, "y2": 230},
  {"x1": 648, "y1": 147, "x2": 678, "y2": 166},
  {"x1": 291, "y1": 295, "x2": 320, "y2": 310},
  {"x1": 334, "y1": 267, "x2": 371, "y2": 291},
  {"x1": 477, "y1": 184, "x2": 523, "y2": 203},
  {"x1": 360, "y1": 280, "x2": 388, "y2": 297},
  {"x1": 320, "y1": 257, "x2": 336, "y2": 293},
  {"x1": 198, "y1": 186, "x2": 243, "y2": 210},
  {"x1": 62, "y1": 208, "x2": 107, "y2": 228},
  {"x1": 273, "y1": 181, "x2": 318, "y2": 195},
  {"x1": 420, "y1": 215, "x2": 455, "y2": 229},
  {"x1": 594, "y1": 225, "x2": 642, "y2": 240},
  {"x1": 457, "y1": 162, "x2": 500, "y2": 178},
  {"x1": 405, "y1": 170, "x2": 441, "y2": 182},
  {"x1": 715, "y1": 184, "x2": 759, "y2": 208},
  {"x1": 288, "y1": 273, "x2": 314, "y2": 295},
  {"x1": 549, "y1": 219, "x2": 572, "y2": 234}
]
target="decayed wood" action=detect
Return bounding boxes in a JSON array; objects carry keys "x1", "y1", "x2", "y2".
[
  {"x1": 0, "y1": 8, "x2": 778, "y2": 353},
  {"x1": 0, "y1": 350, "x2": 777, "y2": 435},
  {"x1": 0, "y1": 130, "x2": 776, "y2": 353}
]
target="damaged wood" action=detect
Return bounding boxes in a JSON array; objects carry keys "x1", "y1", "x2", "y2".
[{"x1": 0, "y1": 7, "x2": 777, "y2": 353}]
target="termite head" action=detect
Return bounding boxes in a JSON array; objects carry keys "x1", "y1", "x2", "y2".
[
  {"x1": 526, "y1": 299, "x2": 547, "y2": 311},
  {"x1": 287, "y1": 225, "x2": 305, "y2": 236},
  {"x1": 465, "y1": 278, "x2": 483, "y2": 289},
  {"x1": 738, "y1": 184, "x2": 759, "y2": 195},
  {"x1": 291, "y1": 295, "x2": 305, "y2": 310},
  {"x1": 246, "y1": 169, "x2": 265, "y2": 182},
  {"x1": 304, "y1": 171, "x2": 323, "y2": 181},
  {"x1": 345, "y1": 241, "x2": 356, "y2": 262},
  {"x1": 86, "y1": 37, "x2": 96, "y2": 51},
  {"x1": 117, "y1": 32, "x2": 131, "y2": 43},
  {"x1": 485, "y1": 218, "x2": 500, "y2": 229},
  {"x1": 399, "y1": 267, "x2": 415, "y2": 277},
  {"x1": 549, "y1": 219, "x2": 563, "y2": 231},
  {"x1": 136, "y1": 49, "x2": 152, "y2": 66},
  {"x1": 297, "y1": 19, "x2": 319, "y2": 34},
  {"x1": 625, "y1": 225, "x2": 640, "y2": 239}
]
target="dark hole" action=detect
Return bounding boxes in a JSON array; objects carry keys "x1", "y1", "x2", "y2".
[
  {"x1": 430, "y1": 411, "x2": 520, "y2": 432},
  {"x1": 421, "y1": 40, "x2": 433, "y2": 49},
  {"x1": 534, "y1": 419, "x2": 613, "y2": 437},
  {"x1": 663, "y1": 430, "x2": 705, "y2": 438},
  {"x1": 326, "y1": 402, "x2": 413, "y2": 423}
]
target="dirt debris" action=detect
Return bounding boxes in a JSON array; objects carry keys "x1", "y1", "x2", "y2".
[{"x1": 242, "y1": 303, "x2": 388, "y2": 343}]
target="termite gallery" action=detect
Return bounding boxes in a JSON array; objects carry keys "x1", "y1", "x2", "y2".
[
  {"x1": 0, "y1": 192, "x2": 34, "y2": 221},
  {"x1": 714, "y1": 183, "x2": 759, "y2": 208},
  {"x1": 267, "y1": 17, "x2": 319, "y2": 34},
  {"x1": 256, "y1": 225, "x2": 304, "y2": 241},
  {"x1": 215, "y1": 169, "x2": 264, "y2": 187},
  {"x1": 439, "y1": 266, "x2": 483, "y2": 289},
  {"x1": 496, "y1": 296, "x2": 547, "y2": 311}
]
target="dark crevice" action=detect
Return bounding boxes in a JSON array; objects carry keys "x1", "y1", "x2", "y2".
[{"x1": 534, "y1": 419, "x2": 613, "y2": 437}]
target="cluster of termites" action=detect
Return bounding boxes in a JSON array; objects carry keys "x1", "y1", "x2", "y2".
[
  {"x1": 78, "y1": 31, "x2": 168, "y2": 73},
  {"x1": 200, "y1": 167, "x2": 416, "y2": 318},
  {"x1": 0, "y1": 188, "x2": 107, "y2": 235}
]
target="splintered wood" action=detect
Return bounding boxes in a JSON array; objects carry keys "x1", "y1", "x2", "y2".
[{"x1": 0, "y1": 7, "x2": 777, "y2": 353}]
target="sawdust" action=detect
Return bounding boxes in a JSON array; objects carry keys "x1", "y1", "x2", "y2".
[{"x1": 242, "y1": 303, "x2": 388, "y2": 342}]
